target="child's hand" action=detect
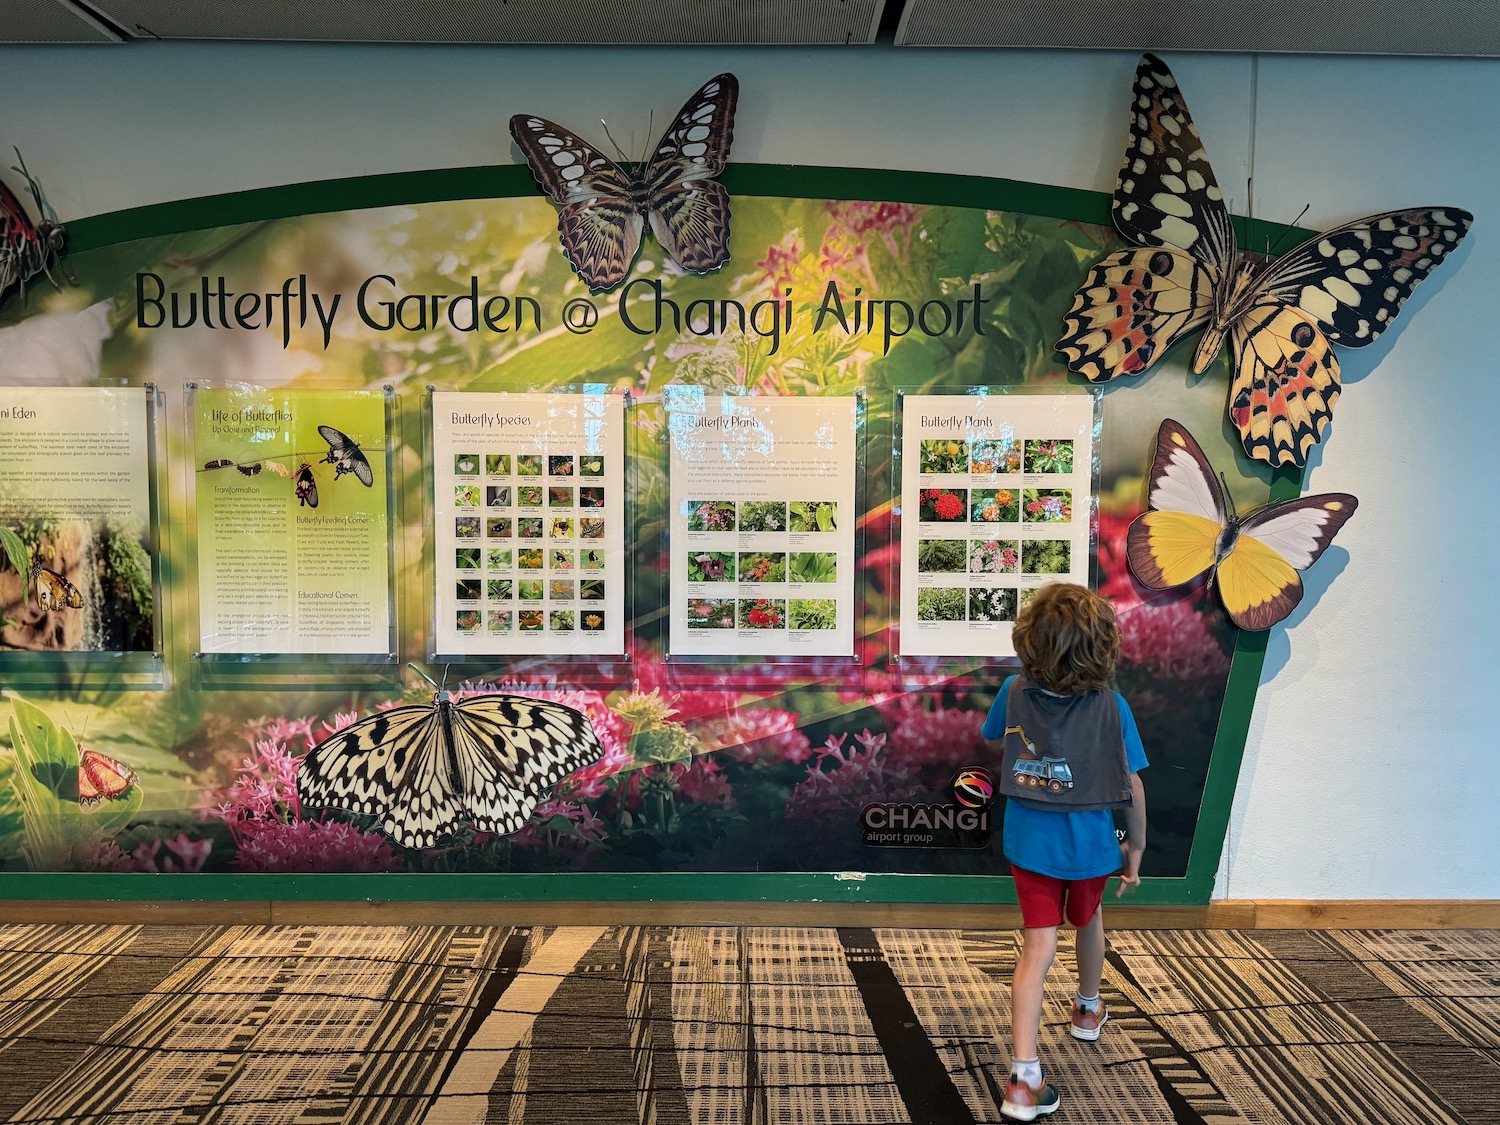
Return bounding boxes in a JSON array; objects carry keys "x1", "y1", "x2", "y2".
[{"x1": 1115, "y1": 842, "x2": 1142, "y2": 897}]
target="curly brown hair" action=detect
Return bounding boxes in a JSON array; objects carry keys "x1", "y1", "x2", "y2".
[{"x1": 1013, "y1": 583, "x2": 1120, "y2": 695}]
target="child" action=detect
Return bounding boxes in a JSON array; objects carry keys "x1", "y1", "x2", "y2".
[{"x1": 982, "y1": 583, "x2": 1147, "y2": 1121}]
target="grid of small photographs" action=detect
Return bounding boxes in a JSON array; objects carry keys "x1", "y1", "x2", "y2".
[
  {"x1": 915, "y1": 435, "x2": 1075, "y2": 623},
  {"x1": 452, "y1": 451, "x2": 607, "y2": 636},
  {"x1": 682, "y1": 498, "x2": 840, "y2": 633}
]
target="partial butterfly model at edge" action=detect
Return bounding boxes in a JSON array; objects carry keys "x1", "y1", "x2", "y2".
[
  {"x1": 510, "y1": 73, "x2": 738, "y2": 293},
  {"x1": 1057, "y1": 54, "x2": 1471, "y2": 468},
  {"x1": 1126, "y1": 419, "x2": 1357, "y2": 631},
  {"x1": 298, "y1": 667, "x2": 605, "y2": 849},
  {"x1": 0, "y1": 149, "x2": 67, "y2": 304}
]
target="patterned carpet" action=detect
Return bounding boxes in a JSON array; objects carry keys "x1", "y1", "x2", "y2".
[{"x1": 0, "y1": 924, "x2": 1493, "y2": 1124}]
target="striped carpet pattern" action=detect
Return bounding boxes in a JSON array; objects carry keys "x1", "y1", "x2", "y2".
[{"x1": 0, "y1": 924, "x2": 1493, "y2": 1123}]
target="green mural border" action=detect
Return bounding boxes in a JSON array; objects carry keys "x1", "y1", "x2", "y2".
[{"x1": 1, "y1": 163, "x2": 1305, "y2": 906}]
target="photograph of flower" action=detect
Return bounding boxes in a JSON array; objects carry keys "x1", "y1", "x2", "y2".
[
  {"x1": 918, "y1": 488, "x2": 967, "y2": 522},
  {"x1": 487, "y1": 548, "x2": 512, "y2": 569},
  {"x1": 970, "y1": 539, "x2": 1019, "y2": 575},
  {"x1": 739, "y1": 598, "x2": 786, "y2": 629},
  {"x1": 517, "y1": 455, "x2": 543, "y2": 476},
  {"x1": 549, "y1": 455, "x2": 574, "y2": 476},
  {"x1": 580, "y1": 518, "x2": 604, "y2": 539},
  {"x1": 518, "y1": 579, "x2": 543, "y2": 600},
  {"x1": 917, "y1": 539, "x2": 967, "y2": 573},
  {"x1": 737, "y1": 551, "x2": 787, "y2": 582},
  {"x1": 456, "y1": 610, "x2": 480, "y2": 632},
  {"x1": 517, "y1": 547, "x2": 544, "y2": 569},
  {"x1": 970, "y1": 438, "x2": 1022, "y2": 474},
  {"x1": 1022, "y1": 539, "x2": 1071, "y2": 574},
  {"x1": 486, "y1": 609, "x2": 512, "y2": 631},
  {"x1": 687, "y1": 597, "x2": 736, "y2": 629},
  {"x1": 519, "y1": 517, "x2": 543, "y2": 538},
  {"x1": 789, "y1": 552, "x2": 837, "y2": 583},
  {"x1": 580, "y1": 579, "x2": 604, "y2": 600},
  {"x1": 580, "y1": 486, "x2": 604, "y2": 508},
  {"x1": 486, "y1": 486, "x2": 511, "y2": 507},
  {"x1": 1022, "y1": 489, "x2": 1072, "y2": 523},
  {"x1": 486, "y1": 518, "x2": 512, "y2": 538},
  {"x1": 548, "y1": 486, "x2": 573, "y2": 507},
  {"x1": 789, "y1": 598, "x2": 837, "y2": 630},
  {"x1": 687, "y1": 551, "x2": 733, "y2": 582},
  {"x1": 455, "y1": 516, "x2": 480, "y2": 539},
  {"x1": 454, "y1": 454, "x2": 479, "y2": 477},
  {"x1": 788, "y1": 500, "x2": 837, "y2": 533},
  {"x1": 454, "y1": 484, "x2": 480, "y2": 508},
  {"x1": 518, "y1": 485, "x2": 543, "y2": 507},
  {"x1": 456, "y1": 578, "x2": 481, "y2": 602},
  {"x1": 685, "y1": 499, "x2": 736, "y2": 531},
  {"x1": 581, "y1": 611, "x2": 605, "y2": 632},
  {"x1": 455, "y1": 548, "x2": 480, "y2": 570},
  {"x1": 971, "y1": 488, "x2": 1019, "y2": 523},
  {"x1": 487, "y1": 578, "x2": 513, "y2": 599},
  {"x1": 738, "y1": 500, "x2": 787, "y2": 532},
  {"x1": 485, "y1": 454, "x2": 511, "y2": 475},
  {"x1": 550, "y1": 549, "x2": 575, "y2": 571},
  {"x1": 968, "y1": 586, "x2": 1017, "y2": 622},
  {"x1": 518, "y1": 609, "x2": 544, "y2": 631},
  {"x1": 1024, "y1": 439, "x2": 1075, "y2": 474},
  {"x1": 916, "y1": 587, "x2": 967, "y2": 621},
  {"x1": 579, "y1": 455, "x2": 604, "y2": 477},
  {"x1": 580, "y1": 548, "x2": 604, "y2": 570},
  {"x1": 919, "y1": 438, "x2": 968, "y2": 474}
]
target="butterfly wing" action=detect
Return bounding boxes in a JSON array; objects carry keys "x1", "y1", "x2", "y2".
[
  {"x1": 509, "y1": 112, "x2": 642, "y2": 291},
  {"x1": 0, "y1": 176, "x2": 49, "y2": 301},
  {"x1": 318, "y1": 424, "x2": 375, "y2": 487},
  {"x1": 33, "y1": 565, "x2": 84, "y2": 611},
  {"x1": 294, "y1": 464, "x2": 319, "y2": 508},
  {"x1": 1216, "y1": 493, "x2": 1359, "y2": 630},
  {"x1": 1125, "y1": 419, "x2": 1229, "y2": 590},
  {"x1": 78, "y1": 748, "x2": 137, "y2": 807},
  {"x1": 642, "y1": 73, "x2": 737, "y2": 275},
  {"x1": 1228, "y1": 302, "x2": 1341, "y2": 466}
]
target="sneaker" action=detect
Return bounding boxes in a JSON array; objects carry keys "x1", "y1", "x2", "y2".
[
  {"x1": 1070, "y1": 997, "x2": 1108, "y2": 1041},
  {"x1": 1001, "y1": 1074, "x2": 1060, "y2": 1121}
]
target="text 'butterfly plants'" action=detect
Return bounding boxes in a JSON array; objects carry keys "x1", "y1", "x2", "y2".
[
  {"x1": 1058, "y1": 54, "x2": 1471, "y2": 468},
  {"x1": 510, "y1": 73, "x2": 738, "y2": 292},
  {"x1": 297, "y1": 667, "x2": 604, "y2": 849},
  {"x1": 1127, "y1": 419, "x2": 1357, "y2": 631}
]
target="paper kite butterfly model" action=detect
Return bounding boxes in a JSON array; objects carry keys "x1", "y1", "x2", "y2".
[
  {"x1": 510, "y1": 73, "x2": 738, "y2": 292},
  {"x1": 1057, "y1": 54, "x2": 1471, "y2": 467},
  {"x1": 298, "y1": 668, "x2": 604, "y2": 848},
  {"x1": 1127, "y1": 419, "x2": 1358, "y2": 630}
]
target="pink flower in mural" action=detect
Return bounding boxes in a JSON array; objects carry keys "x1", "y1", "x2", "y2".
[
  {"x1": 785, "y1": 730, "x2": 911, "y2": 817},
  {"x1": 693, "y1": 707, "x2": 812, "y2": 765},
  {"x1": 1118, "y1": 599, "x2": 1230, "y2": 684},
  {"x1": 757, "y1": 235, "x2": 802, "y2": 290}
]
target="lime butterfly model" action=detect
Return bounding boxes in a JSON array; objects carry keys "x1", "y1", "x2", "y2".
[
  {"x1": 297, "y1": 668, "x2": 605, "y2": 849},
  {"x1": 1126, "y1": 419, "x2": 1357, "y2": 631},
  {"x1": 0, "y1": 149, "x2": 67, "y2": 304},
  {"x1": 1057, "y1": 55, "x2": 1471, "y2": 468},
  {"x1": 510, "y1": 73, "x2": 738, "y2": 292}
]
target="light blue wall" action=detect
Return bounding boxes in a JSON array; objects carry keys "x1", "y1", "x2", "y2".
[{"x1": 0, "y1": 42, "x2": 1492, "y2": 899}]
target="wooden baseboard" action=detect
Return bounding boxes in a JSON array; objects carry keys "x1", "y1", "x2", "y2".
[{"x1": 0, "y1": 899, "x2": 1493, "y2": 928}]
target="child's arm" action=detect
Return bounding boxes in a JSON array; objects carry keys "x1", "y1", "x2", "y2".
[{"x1": 1115, "y1": 771, "x2": 1147, "y2": 897}]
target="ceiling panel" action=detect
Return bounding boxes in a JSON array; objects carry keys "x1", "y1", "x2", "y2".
[
  {"x1": 80, "y1": 0, "x2": 885, "y2": 44},
  {"x1": 0, "y1": 0, "x2": 118, "y2": 42},
  {"x1": 895, "y1": 0, "x2": 1500, "y2": 56}
]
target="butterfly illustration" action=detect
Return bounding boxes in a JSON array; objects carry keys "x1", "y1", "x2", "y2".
[
  {"x1": 0, "y1": 149, "x2": 67, "y2": 304},
  {"x1": 298, "y1": 668, "x2": 604, "y2": 848},
  {"x1": 29, "y1": 558, "x2": 83, "y2": 611},
  {"x1": 294, "y1": 462, "x2": 318, "y2": 508},
  {"x1": 510, "y1": 73, "x2": 738, "y2": 292},
  {"x1": 201, "y1": 457, "x2": 290, "y2": 479},
  {"x1": 1126, "y1": 419, "x2": 1358, "y2": 630},
  {"x1": 319, "y1": 425, "x2": 374, "y2": 487},
  {"x1": 78, "y1": 747, "x2": 137, "y2": 807},
  {"x1": 1057, "y1": 54, "x2": 1472, "y2": 468}
]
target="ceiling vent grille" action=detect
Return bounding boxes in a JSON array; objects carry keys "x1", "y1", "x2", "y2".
[{"x1": 1, "y1": 0, "x2": 120, "y2": 42}]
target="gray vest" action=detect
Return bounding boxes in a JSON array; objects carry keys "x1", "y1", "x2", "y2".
[{"x1": 998, "y1": 677, "x2": 1132, "y2": 811}]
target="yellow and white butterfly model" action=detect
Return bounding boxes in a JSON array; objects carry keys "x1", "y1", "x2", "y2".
[{"x1": 1126, "y1": 420, "x2": 1357, "y2": 631}]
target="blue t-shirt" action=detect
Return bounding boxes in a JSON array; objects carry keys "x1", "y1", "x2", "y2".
[{"x1": 982, "y1": 674, "x2": 1148, "y2": 880}]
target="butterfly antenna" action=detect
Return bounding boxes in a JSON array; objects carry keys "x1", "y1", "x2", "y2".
[
  {"x1": 11, "y1": 147, "x2": 47, "y2": 219},
  {"x1": 600, "y1": 118, "x2": 632, "y2": 164},
  {"x1": 409, "y1": 663, "x2": 439, "y2": 690},
  {"x1": 1263, "y1": 204, "x2": 1312, "y2": 260},
  {"x1": 1218, "y1": 471, "x2": 1239, "y2": 520}
]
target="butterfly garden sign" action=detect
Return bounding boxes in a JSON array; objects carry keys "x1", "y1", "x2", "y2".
[
  {"x1": 510, "y1": 73, "x2": 738, "y2": 292},
  {"x1": 1058, "y1": 55, "x2": 1472, "y2": 468}
]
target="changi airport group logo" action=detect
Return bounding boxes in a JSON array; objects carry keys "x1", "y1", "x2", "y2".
[{"x1": 861, "y1": 766, "x2": 994, "y2": 849}]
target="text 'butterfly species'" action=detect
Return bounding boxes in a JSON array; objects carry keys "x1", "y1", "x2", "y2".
[
  {"x1": 1126, "y1": 419, "x2": 1357, "y2": 631},
  {"x1": 29, "y1": 557, "x2": 82, "y2": 611},
  {"x1": 510, "y1": 73, "x2": 738, "y2": 292},
  {"x1": 0, "y1": 149, "x2": 67, "y2": 305},
  {"x1": 1057, "y1": 54, "x2": 1471, "y2": 468},
  {"x1": 297, "y1": 668, "x2": 604, "y2": 849}
]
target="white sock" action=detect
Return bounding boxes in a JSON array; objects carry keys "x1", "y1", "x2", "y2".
[
  {"x1": 1076, "y1": 991, "x2": 1101, "y2": 1013},
  {"x1": 1011, "y1": 1057, "x2": 1043, "y2": 1086}
]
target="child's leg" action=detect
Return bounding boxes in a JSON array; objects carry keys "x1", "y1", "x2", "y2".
[
  {"x1": 1074, "y1": 905, "x2": 1105, "y2": 999},
  {"x1": 1010, "y1": 924, "x2": 1058, "y2": 1060}
]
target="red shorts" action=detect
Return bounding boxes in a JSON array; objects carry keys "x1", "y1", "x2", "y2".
[{"x1": 1011, "y1": 865, "x2": 1109, "y2": 929}]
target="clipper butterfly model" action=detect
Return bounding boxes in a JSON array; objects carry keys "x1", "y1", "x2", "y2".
[
  {"x1": 1057, "y1": 54, "x2": 1471, "y2": 467},
  {"x1": 1126, "y1": 419, "x2": 1357, "y2": 630},
  {"x1": 0, "y1": 149, "x2": 67, "y2": 303},
  {"x1": 298, "y1": 668, "x2": 605, "y2": 848},
  {"x1": 510, "y1": 73, "x2": 738, "y2": 292}
]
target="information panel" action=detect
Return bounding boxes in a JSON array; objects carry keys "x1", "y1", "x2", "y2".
[
  {"x1": 899, "y1": 391, "x2": 1096, "y2": 658},
  {"x1": 192, "y1": 386, "x2": 392, "y2": 657},
  {"x1": 431, "y1": 390, "x2": 626, "y2": 656},
  {"x1": 667, "y1": 389, "x2": 858, "y2": 658},
  {"x1": 0, "y1": 387, "x2": 156, "y2": 653}
]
